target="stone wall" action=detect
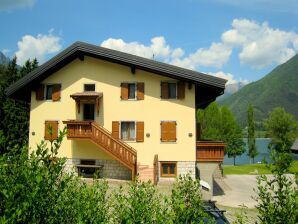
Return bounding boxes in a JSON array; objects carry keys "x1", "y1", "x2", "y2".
[
  {"x1": 158, "y1": 161, "x2": 196, "y2": 182},
  {"x1": 64, "y1": 158, "x2": 131, "y2": 180}
]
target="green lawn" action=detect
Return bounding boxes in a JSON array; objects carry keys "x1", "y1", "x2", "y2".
[{"x1": 223, "y1": 160, "x2": 298, "y2": 175}]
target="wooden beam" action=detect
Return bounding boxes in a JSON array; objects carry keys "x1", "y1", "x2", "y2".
[{"x1": 131, "y1": 65, "x2": 136, "y2": 74}]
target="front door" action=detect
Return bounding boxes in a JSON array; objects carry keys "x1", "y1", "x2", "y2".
[{"x1": 83, "y1": 103, "x2": 95, "y2": 120}]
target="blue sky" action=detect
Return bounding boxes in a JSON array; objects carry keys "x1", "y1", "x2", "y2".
[{"x1": 0, "y1": 0, "x2": 297, "y2": 86}]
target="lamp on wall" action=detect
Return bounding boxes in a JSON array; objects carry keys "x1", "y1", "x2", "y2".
[{"x1": 188, "y1": 133, "x2": 193, "y2": 137}]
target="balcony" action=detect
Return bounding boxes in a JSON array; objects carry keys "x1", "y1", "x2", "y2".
[{"x1": 196, "y1": 140, "x2": 226, "y2": 162}]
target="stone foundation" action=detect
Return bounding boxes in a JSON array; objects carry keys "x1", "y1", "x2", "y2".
[
  {"x1": 64, "y1": 158, "x2": 131, "y2": 180},
  {"x1": 158, "y1": 161, "x2": 196, "y2": 182}
]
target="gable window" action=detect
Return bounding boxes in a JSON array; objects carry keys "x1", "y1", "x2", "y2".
[
  {"x1": 121, "y1": 82, "x2": 144, "y2": 100},
  {"x1": 46, "y1": 85, "x2": 53, "y2": 100},
  {"x1": 36, "y1": 84, "x2": 61, "y2": 101},
  {"x1": 84, "y1": 84, "x2": 95, "y2": 91},
  {"x1": 160, "y1": 121, "x2": 177, "y2": 142},
  {"x1": 161, "y1": 81, "x2": 185, "y2": 100},
  {"x1": 128, "y1": 83, "x2": 136, "y2": 99},
  {"x1": 121, "y1": 121, "x2": 136, "y2": 141},
  {"x1": 160, "y1": 162, "x2": 177, "y2": 177},
  {"x1": 168, "y1": 83, "x2": 177, "y2": 99}
]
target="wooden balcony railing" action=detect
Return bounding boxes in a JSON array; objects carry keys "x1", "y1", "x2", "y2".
[
  {"x1": 196, "y1": 140, "x2": 226, "y2": 162},
  {"x1": 63, "y1": 120, "x2": 137, "y2": 179}
]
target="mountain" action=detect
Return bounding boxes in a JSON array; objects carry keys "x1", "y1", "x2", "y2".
[
  {"x1": 0, "y1": 52, "x2": 10, "y2": 65},
  {"x1": 219, "y1": 54, "x2": 298, "y2": 126},
  {"x1": 217, "y1": 82, "x2": 247, "y2": 101}
]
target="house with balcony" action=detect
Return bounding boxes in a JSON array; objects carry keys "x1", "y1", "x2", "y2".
[{"x1": 6, "y1": 41, "x2": 226, "y2": 196}]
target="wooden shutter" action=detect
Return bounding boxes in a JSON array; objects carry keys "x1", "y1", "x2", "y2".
[
  {"x1": 161, "y1": 82, "x2": 169, "y2": 99},
  {"x1": 168, "y1": 121, "x2": 177, "y2": 142},
  {"x1": 121, "y1": 83, "x2": 128, "y2": 100},
  {"x1": 36, "y1": 84, "x2": 44, "y2": 101},
  {"x1": 136, "y1": 82, "x2": 144, "y2": 100},
  {"x1": 160, "y1": 121, "x2": 168, "y2": 141},
  {"x1": 52, "y1": 84, "x2": 61, "y2": 101},
  {"x1": 112, "y1": 121, "x2": 120, "y2": 139},
  {"x1": 44, "y1": 120, "x2": 59, "y2": 140},
  {"x1": 161, "y1": 121, "x2": 176, "y2": 142},
  {"x1": 177, "y1": 82, "x2": 185, "y2": 99},
  {"x1": 136, "y1": 121, "x2": 144, "y2": 142}
]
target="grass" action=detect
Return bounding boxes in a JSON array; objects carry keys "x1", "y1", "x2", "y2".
[{"x1": 223, "y1": 160, "x2": 298, "y2": 175}]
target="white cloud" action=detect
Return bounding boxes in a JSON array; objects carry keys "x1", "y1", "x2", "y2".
[
  {"x1": 0, "y1": 0, "x2": 35, "y2": 11},
  {"x1": 101, "y1": 37, "x2": 231, "y2": 69},
  {"x1": 209, "y1": 71, "x2": 249, "y2": 94},
  {"x1": 15, "y1": 31, "x2": 62, "y2": 65},
  {"x1": 222, "y1": 19, "x2": 298, "y2": 69}
]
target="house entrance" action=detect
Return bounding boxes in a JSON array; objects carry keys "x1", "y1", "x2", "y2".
[{"x1": 83, "y1": 103, "x2": 95, "y2": 120}]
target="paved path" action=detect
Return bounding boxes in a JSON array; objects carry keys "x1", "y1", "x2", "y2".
[{"x1": 212, "y1": 175, "x2": 258, "y2": 208}]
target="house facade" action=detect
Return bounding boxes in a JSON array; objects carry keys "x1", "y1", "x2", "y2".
[{"x1": 7, "y1": 42, "x2": 226, "y2": 194}]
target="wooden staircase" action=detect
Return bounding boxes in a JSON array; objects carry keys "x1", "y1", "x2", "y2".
[{"x1": 63, "y1": 120, "x2": 137, "y2": 180}]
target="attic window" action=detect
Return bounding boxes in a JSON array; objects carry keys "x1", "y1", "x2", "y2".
[
  {"x1": 84, "y1": 84, "x2": 95, "y2": 91},
  {"x1": 45, "y1": 85, "x2": 53, "y2": 100}
]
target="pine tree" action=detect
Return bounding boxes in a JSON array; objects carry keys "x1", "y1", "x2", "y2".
[
  {"x1": 247, "y1": 104, "x2": 258, "y2": 163},
  {"x1": 0, "y1": 58, "x2": 38, "y2": 154}
]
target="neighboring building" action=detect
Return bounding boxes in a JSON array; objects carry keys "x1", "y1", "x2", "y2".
[{"x1": 6, "y1": 42, "x2": 226, "y2": 197}]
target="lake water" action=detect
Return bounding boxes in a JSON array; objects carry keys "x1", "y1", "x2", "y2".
[{"x1": 223, "y1": 138, "x2": 298, "y2": 165}]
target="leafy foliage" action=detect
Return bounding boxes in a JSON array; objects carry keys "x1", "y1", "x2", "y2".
[
  {"x1": 0, "y1": 129, "x2": 215, "y2": 223},
  {"x1": 170, "y1": 174, "x2": 213, "y2": 224},
  {"x1": 264, "y1": 107, "x2": 298, "y2": 172},
  {"x1": 219, "y1": 54, "x2": 298, "y2": 126},
  {"x1": 247, "y1": 104, "x2": 258, "y2": 163},
  {"x1": 198, "y1": 102, "x2": 245, "y2": 165},
  {"x1": 254, "y1": 107, "x2": 298, "y2": 224}
]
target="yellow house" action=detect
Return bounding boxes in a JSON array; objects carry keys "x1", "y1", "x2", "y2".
[{"x1": 7, "y1": 42, "x2": 226, "y2": 192}]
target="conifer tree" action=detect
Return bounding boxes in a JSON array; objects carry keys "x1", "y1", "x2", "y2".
[{"x1": 247, "y1": 104, "x2": 258, "y2": 163}]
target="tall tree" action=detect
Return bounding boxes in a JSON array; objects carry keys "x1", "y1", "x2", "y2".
[
  {"x1": 247, "y1": 104, "x2": 258, "y2": 163},
  {"x1": 264, "y1": 107, "x2": 298, "y2": 172},
  {"x1": 198, "y1": 102, "x2": 245, "y2": 165},
  {"x1": 0, "y1": 58, "x2": 38, "y2": 155}
]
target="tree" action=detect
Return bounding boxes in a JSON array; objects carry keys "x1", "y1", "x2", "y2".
[
  {"x1": 254, "y1": 107, "x2": 298, "y2": 224},
  {"x1": 0, "y1": 58, "x2": 38, "y2": 155},
  {"x1": 247, "y1": 104, "x2": 258, "y2": 163},
  {"x1": 198, "y1": 103, "x2": 245, "y2": 165},
  {"x1": 264, "y1": 107, "x2": 298, "y2": 172}
]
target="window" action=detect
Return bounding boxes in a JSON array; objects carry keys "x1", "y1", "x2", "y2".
[
  {"x1": 36, "y1": 84, "x2": 61, "y2": 101},
  {"x1": 128, "y1": 83, "x2": 136, "y2": 99},
  {"x1": 160, "y1": 121, "x2": 177, "y2": 142},
  {"x1": 160, "y1": 162, "x2": 177, "y2": 177},
  {"x1": 84, "y1": 84, "x2": 95, "y2": 91},
  {"x1": 161, "y1": 81, "x2": 185, "y2": 100},
  {"x1": 112, "y1": 121, "x2": 144, "y2": 142},
  {"x1": 168, "y1": 83, "x2": 177, "y2": 99},
  {"x1": 46, "y1": 85, "x2": 53, "y2": 100},
  {"x1": 121, "y1": 82, "x2": 144, "y2": 100},
  {"x1": 121, "y1": 121, "x2": 136, "y2": 141}
]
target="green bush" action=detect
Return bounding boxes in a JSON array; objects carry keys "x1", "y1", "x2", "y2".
[
  {"x1": 0, "y1": 129, "x2": 214, "y2": 223},
  {"x1": 112, "y1": 179, "x2": 170, "y2": 223},
  {"x1": 170, "y1": 174, "x2": 214, "y2": 224}
]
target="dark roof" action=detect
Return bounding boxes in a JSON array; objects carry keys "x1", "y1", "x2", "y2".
[{"x1": 6, "y1": 41, "x2": 227, "y2": 104}]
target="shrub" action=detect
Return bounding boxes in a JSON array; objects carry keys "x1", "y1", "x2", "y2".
[
  {"x1": 170, "y1": 174, "x2": 214, "y2": 224},
  {"x1": 112, "y1": 178, "x2": 170, "y2": 223}
]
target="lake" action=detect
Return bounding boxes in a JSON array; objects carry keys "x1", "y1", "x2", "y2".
[{"x1": 223, "y1": 138, "x2": 298, "y2": 165}]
